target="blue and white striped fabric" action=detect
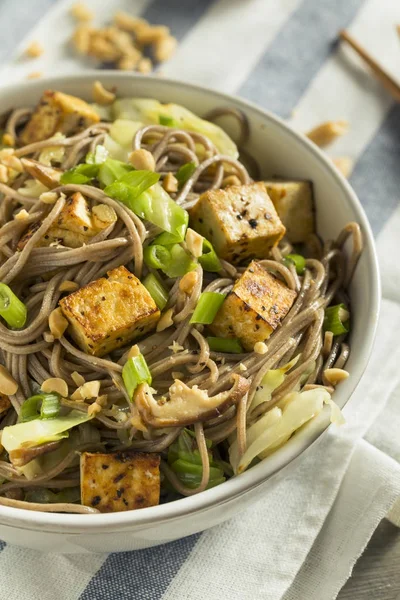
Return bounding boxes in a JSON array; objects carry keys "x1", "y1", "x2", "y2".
[{"x1": 1, "y1": 1, "x2": 400, "y2": 598}]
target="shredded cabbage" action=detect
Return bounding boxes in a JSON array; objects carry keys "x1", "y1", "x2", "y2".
[
  {"x1": 249, "y1": 356, "x2": 299, "y2": 411},
  {"x1": 112, "y1": 98, "x2": 239, "y2": 158},
  {"x1": 230, "y1": 388, "x2": 344, "y2": 474}
]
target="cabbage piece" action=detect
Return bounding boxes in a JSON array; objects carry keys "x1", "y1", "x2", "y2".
[
  {"x1": 112, "y1": 98, "x2": 238, "y2": 158},
  {"x1": 232, "y1": 388, "x2": 335, "y2": 474},
  {"x1": 249, "y1": 356, "x2": 300, "y2": 411},
  {"x1": 229, "y1": 407, "x2": 282, "y2": 474},
  {"x1": 2, "y1": 410, "x2": 92, "y2": 454}
]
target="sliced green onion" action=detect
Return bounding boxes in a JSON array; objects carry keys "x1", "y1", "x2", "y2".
[
  {"x1": 163, "y1": 245, "x2": 197, "y2": 278},
  {"x1": 86, "y1": 144, "x2": 108, "y2": 165},
  {"x1": 20, "y1": 392, "x2": 61, "y2": 423},
  {"x1": 198, "y1": 239, "x2": 222, "y2": 273},
  {"x1": 98, "y1": 158, "x2": 133, "y2": 187},
  {"x1": 175, "y1": 162, "x2": 196, "y2": 186},
  {"x1": 122, "y1": 354, "x2": 152, "y2": 400},
  {"x1": 207, "y1": 336, "x2": 244, "y2": 354},
  {"x1": 283, "y1": 253, "x2": 306, "y2": 275},
  {"x1": 40, "y1": 393, "x2": 61, "y2": 419},
  {"x1": 143, "y1": 245, "x2": 171, "y2": 271},
  {"x1": 60, "y1": 163, "x2": 99, "y2": 185},
  {"x1": 190, "y1": 292, "x2": 226, "y2": 324},
  {"x1": 323, "y1": 303, "x2": 350, "y2": 336},
  {"x1": 25, "y1": 487, "x2": 81, "y2": 504},
  {"x1": 159, "y1": 114, "x2": 180, "y2": 127},
  {"x1": 167, "y1": 429, "x2": 225, "y2": 492},
  {"x1": 143, "y1": 274, "x2": 169, "y2": 310},
  {"x1": 0, "y1": 283, "x2": 27, "y2": 328}
]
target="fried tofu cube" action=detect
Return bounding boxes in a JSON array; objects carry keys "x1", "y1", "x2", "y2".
[
  {"x1": 20, "y1": 90, "x2": 100, "y2": 145},
  {"x1": 210, "y1": 261, "x2": 296, "y2": 351},
  {"x1": 0, "y1": 394, "x2": 11, "y2": 417},
  {"x1": 59, "y1": 266, "x2": 160, "y2": 356},
  {"x1": 17, "y1": 193, "x2": 117, "y2": 250},
  {"x1": 80, "y1": 451, "x2": 160, "y2": 513},
  {"x1": 264, "y1": 180, "x2": 314, "y2": 243},
  {"x1": 189, "y1": 182, "x2": 285, "y2": 264}
]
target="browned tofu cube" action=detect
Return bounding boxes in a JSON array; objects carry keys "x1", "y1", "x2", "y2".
[
  {"x1": 210, "y1": 261, "x2": 296, "y2": 351},
  {"x1": 0, "y1": 394, "x2": 11, "y2": 416},
  {"x1": 80, "y1": 451, "x2": 160, "y2": 513},
  {"x1": 17, "y1": 193, "x2": 117, "y2": 250},
  {"x1": 264, "y1": 180, "x2": 314, "y2": 243},
  {"x1": 59, "y1": 266, "x2": 160, "y2": 356},
  {"x1": 20, "y1": 90, "x2": 100, "y2": 145},
  {"x1": 189, "y1": 182, "x2": 285, "y2": 263}
]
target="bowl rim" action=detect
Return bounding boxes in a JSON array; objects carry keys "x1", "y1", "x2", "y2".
[{"x1": 0, "y1": 71, "x2": 380, "y2": 530}]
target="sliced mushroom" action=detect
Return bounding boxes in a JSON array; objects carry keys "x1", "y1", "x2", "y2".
[
  {"x1": 135, "y1": 374, "x2": 250, "y2": 428},
  {"x1": 20, "y1": 158, "x2": 62, "y2": 189},
  {"x1": 9, "y1": 439, "x2": 62, "y2": 467}
]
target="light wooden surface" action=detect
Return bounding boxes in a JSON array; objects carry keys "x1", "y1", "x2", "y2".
[{"x1": 338, "y1": 520, "x2": 400, "y2": 599}]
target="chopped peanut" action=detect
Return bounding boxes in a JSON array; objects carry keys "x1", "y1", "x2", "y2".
[
  {"x1": 323, "y1": 368, "x2": 349, "y2": 387},
  {"x1": 71, "y1": 2, "x2": 93, "y2": 22},
  {"x1": 156, "y1": 308, "x2": 174, "y2": 332},
  {"x1": 72, "y1": 24, "x2": 92, "y2": 54},
  {"x1": 117, "y1": 54, "x2": 141, "y2": 70},
  {"x1": 49, "y1": 307, "x2": 69, "y2": 339},
  {"x1": 0, "y1": 165, "x2": 8, "y2": 183},
  {"x1": 25, "y1": 41, "x2": 44, "y2": 58},
  {"x1": 153, "y1": 35, "x2": 177, "y2": 62},
  {"x1": 14, "y1": 209, "x2": 30, "y2": 221},
  {"x1": 88, "y1": 403, "x2": 102, "y2": 416},
  {"x1": 254, "y1": 341, "x2": 268, "y2": 355},
  {"x1": 114, "y1": 12, "x2": 148, "y2": 34},
  {"x1": 332, "y1": 157, "x2": 354, "y2": 178},
  {"x1": 43, "y1": 332, "x2": 55, "y2": 343},
  {"x1": 137, "y1": 57, "x2": 153, "y2": 73},
  {"x1": 41, "y1": 377, "x2": 68, "y2": 398},
  {"x1": 163, "y1": 172, "x2": 178, "y2": 193},
  {"x1": 0, "y1": 365, "x2": 18, "y2": 396},
  {"x1": 59, "y1": 280, "x2": 79, "y2": 293},
  {"x1": 136, "y1": 25, "x2": 170, "y2": 45},
  {"x1": 27, "y1": 71, "x2": 43, "y2": 79},
  {"x1": 39, "y1": 191, "x2": 58, "y2": 204},
  {"x1": 2, "y1": 133, "x2": 14, "y2": 147},
  {"x1": 89, "y1": 35, "x2": 120, "y2": 62},
  {"x1": 1, "y1": 154, "x2": 23, "y2": 173},
  {"x1": 185, "y1": 228, "x2": 203, "y2": 258},
  {"x1": 92, "y1": 81, "x2": 116, "y2": 106},
  {"x1": 127, "y1": 344, "x2": 141, "y2": 359},
  {"x1": 322, "y1": 331, "x2": 334, "y2": 357},
  {"x1": 128, "y1": 149, "x2": 156, "y2": 171},
  {"x1": 71, "y1": 371, "x2": 85, "y2": 387},
  {"x1": 179, "y1": 271, "x2": 198, "y2": 295},
  {"x1": 222, "y1": 175, "x2": 242, "y2": 188},
  {"x1": 306, "y1": 120, "x2": 348, "y2": 147}
]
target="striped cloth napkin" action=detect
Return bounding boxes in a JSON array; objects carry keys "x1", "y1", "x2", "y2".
[{"x1": 1, "y1": 1, "x2": 400, "y2": 598}]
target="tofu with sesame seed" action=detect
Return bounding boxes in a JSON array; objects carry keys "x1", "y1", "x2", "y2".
[
  {"x1": 189, "y1": 182, "x2": 285, "y2": 264},
  {"x1": 210, "y1": 261, "x2": 296, "y2": 351},
  {"x1": 80, "y1": 451, "x2": 160, "y2": 513},
  {"x1": 264, "y1": 180, "x2": 315, "y2": 243},
  {"x1": 17, "y1": 193, "x2": 117, "y2": 250},
  {"x1": 20, "y1": 90, "x2": 100, "y2": 145},
  {"x1": 59, "y1": 266, "x2": 160, "y2": 356}
]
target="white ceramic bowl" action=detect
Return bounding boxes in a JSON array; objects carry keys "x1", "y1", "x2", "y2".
[{"x1": 0, "y1": 73, "x2": 380, "y2": 553}]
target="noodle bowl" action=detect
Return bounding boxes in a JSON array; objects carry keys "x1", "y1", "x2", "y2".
[{"x1": 0, "y1": 82, "x2": 366, "y2": 517}]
